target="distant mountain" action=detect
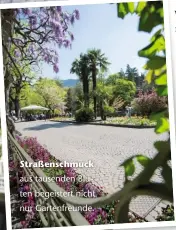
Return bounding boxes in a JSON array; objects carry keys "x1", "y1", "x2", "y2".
[{"x1": 61, "y1": 79, "x2": 79, "y2": 87}]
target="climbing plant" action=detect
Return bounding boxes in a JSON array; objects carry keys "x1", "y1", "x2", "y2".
[{"x1": 115, "y1": 0, "x2": 172, "y2": 222}]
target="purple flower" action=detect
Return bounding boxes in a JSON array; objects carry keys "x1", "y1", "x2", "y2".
[
  {"x1": 44, "y1": 55, "x2": 50, "y2": 63},
  {"x1": 70, "y1": 33, "x2": 74, "y2": 41},
  {"x1": 56, "y1": 6, "x2": 62, "y2": 13},
  {"x1": 63, "y1": 40, "x2": 70, "y2": 48},
  {"x1": 54, "y1": 56, "x2": 59, "y2": 63},
  {"x1": 74, "y1": 10, "x2": 80, "y2": 20},
  {"x1": 18, "y1": 187, "x2": 24, "y2": 193},
  {"x1": 14, "y1": 49, "x2": 20, "y2": 57},
  {"x1": 22, "y1": 8, "x2": 32, "y2": 15},
  {"x1": 64, "y1": 12, "x2": 70, "y2": 22},
  {"x1": 53, "y1": 64, "x2": 59, "y2": 73},
  {"x1": 70, "y1": 15, "x2": 75, "y2": 25},
  {"x1": 29, "y1": 45, "x2": 34, "y2": 54},
  {"x1": 29, "y1": 15, "x2": 37, "y2": 26}
]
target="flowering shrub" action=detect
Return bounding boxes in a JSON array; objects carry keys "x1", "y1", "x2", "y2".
[
  {"x1": 5, "y1": 7, "x2": 80, "y2": 74},
  {"x1": 16, "y1": 136, "x2": 50, "y2": 162},
  {"x1": 84, "y1": 208, "x2": 108, "y2": 224},
  {"x1": 132, "y1": 90, "x2": 167, "y2": 117}
]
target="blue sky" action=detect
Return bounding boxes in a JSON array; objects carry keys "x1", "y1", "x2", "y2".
[{"x1": 41, "y1": 3, "x2": 151, "y2": 80}]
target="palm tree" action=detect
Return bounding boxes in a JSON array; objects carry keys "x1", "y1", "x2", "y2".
[
  {"x1": 70, "y1": 54, "x2": 90, "y2": 108},
  {"x1": 87, "y1": 49, "x2": 110, "y2": 118},
  {"x1": 125, "y1": 64, "x2": 139, "y2": 82}
]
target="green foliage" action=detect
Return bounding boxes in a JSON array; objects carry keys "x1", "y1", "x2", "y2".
[
  {"x1": 136, "y1": 155, "x2": 151, "y2": 167},
  {"x1": 65, "y1": 88, "x2": 73, "y2": 112},
  {"x1": 75, "y1": 107, "x2": 94, "y2": 122},
  {"x1": 20, "y1": 78, "x2": 66, "y2": 114},
  {"x1": 71, "y1": 54, "x2": 90, "y2": 107},
  {"x1": 103, "y1": 105, "x2": 115, "y2": 115},
  {"x1": 117, "y1": 2, "x2": 172, "y2": 216},
  {"x1": 121, "y1": 158, "x2": 135, "y2": 177},
  {"x1": 121, "y1": 155, "x2": 151, "y2": 178},
  {"x1": 117, "y1": 0, "x2": 168, "y2": 137},
  {"x1": 20, "y1": 83, "x2": 43, "y2": 107},
  {"x1": 125, "y1": 64, "x2": 138, "y2": 82},
  {"x1": 156, "y1": 205, "x2": 174, "y2": 221},
  {"x1": 105, "y1": 73, "x2": 122, "y2": 85},
  {"x1": 71, "y1": 49, "x2": 110, "y2": 117},
  {"x1": 35, "y1": 78, "x2": 66, "y2": 111},
  {"x1": 71, "y1": 82, "x2": 85, "y2": 112},
  {"x1": 111, "y1": 79, "x2": 136, "y2": 106},
  {"x1": 96, "y1": 81, "x2": 113, "y2": 102}
]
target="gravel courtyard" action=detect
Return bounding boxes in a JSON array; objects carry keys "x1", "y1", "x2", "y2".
[{"x1": 15, "y1": 120, "x2": 169, "y2": 219}]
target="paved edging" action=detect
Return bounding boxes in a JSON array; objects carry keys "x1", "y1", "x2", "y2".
[{"x1": 50, "y1": 119, "x2": 156, "y2": 129}]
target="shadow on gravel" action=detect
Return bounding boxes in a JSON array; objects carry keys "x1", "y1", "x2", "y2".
[{"x1": 23, "y1": 122, "x2": 86, "y2": 131}]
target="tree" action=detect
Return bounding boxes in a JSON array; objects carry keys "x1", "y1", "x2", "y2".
[
  {"x1": 96, "y1": 78, "x2": 113, "y2": 120},
  {"x1": 54, "y1": 77, "x2": 63, "y2": 88},
  {"x1": 19, "y1": 83, "x2": 43, "y2": 108},
  {"x1": 2, "y1": 6, "x2": 80, "y2": 113},
  {"x1": 106, "y1": 73, "x2": 121, "y2": 85},
  {"x1": 8, "y1": 61, "x2": 36, "y2": 117},
  {"x1": 65, "y1": 88, "x2": 72, "y2": 113},
  {"x1": 71, "y1": 82, "x2": 84, "y2": 112},
  {"x1": 109, "y1": 78, "x2": 136, "y2": 107},
  {"x1": 119, "y1": 68, "x2": 126, "y2": 78},
  {"x1": 87, "y1": 49, "x2": 110, "y2": 118},
  {"x1": 71, "y1": 54, "x2": 90, "y2": 108},
  {"x1": 35, "y1": 78, "x2": 66, "y2": 113},
  {"x1": 125, "y1": 64, "x2": 139, "y2": 82}
]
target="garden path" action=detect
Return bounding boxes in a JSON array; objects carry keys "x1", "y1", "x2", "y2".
[{"x1": 15, "y1": 120, "x2": 170, "y2": 221}]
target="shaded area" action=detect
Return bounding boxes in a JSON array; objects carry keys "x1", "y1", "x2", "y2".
[
  {"x1": 0, "y1": 194, "x2": 6, "y2": 230},
  {"x1": 23, "y1": 122, "x2": 84, "y2": 131}
]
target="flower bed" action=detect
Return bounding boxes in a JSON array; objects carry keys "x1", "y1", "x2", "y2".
[
  {"x1": 52, "y1": 117, "x2": 74, "y2": 122},
  {"x1": 51, "y1": 116, "x2": 156, "y2": 127},
  {"x1": 100, "y1": 116, "x2": 156, "y2": 126},
  {"x1": 9, "y1": 135, "x2": 145, "y2": 228}
]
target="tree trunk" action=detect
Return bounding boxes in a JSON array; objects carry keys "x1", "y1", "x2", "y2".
[
  {"x1": 9, "y1": 100, "x2": 13, "y2": 114},
  {"x1": 92, "y1": 68, "x2": 97, "y2": 118},
  {"x1": 83, "y1": 78, "x2": 86, "y2": 108},
  {"x1": 83, "y1": 75, "x2": 89, "y2": 108},
  {"x1": 2, "y1": 10, "x2": 15, "y2": 113},
  {"x1": 4, "y1": 71, "x2": 13, "y2": 115},
  {"x1": 100, "y1": 100, "x2": 103, "y2": 120},
  {"x1": 14, "y1": 96, "x2": 20, "y2": 118},
  {"x1": 84, "y1": 79, "x2": 89, "y2": 108}
]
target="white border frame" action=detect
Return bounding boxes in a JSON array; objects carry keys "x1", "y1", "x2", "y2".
[{"x1": 0, "y1": 0, "x2": 176, "y2": 230}]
